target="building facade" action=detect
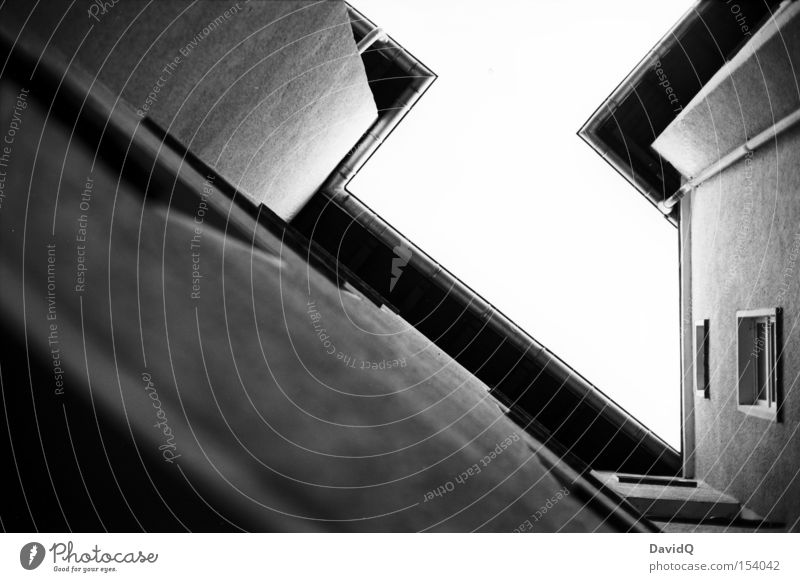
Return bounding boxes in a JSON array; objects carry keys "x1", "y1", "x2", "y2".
[
  {"x1": 584, "y1": 0, "x2": 800, "y2": 531},
  {"x1": 654, "y1": 2, "x2": 800, "y2": 530}
]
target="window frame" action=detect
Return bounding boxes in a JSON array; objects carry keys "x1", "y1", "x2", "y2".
[
  {"x1": 694, "y1": 319, "x2": 710, "y2": 398},
  {"x1": 736, "y1": 308, "x2": 782, "y2": 422}
]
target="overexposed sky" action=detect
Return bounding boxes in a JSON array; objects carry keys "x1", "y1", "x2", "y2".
[{"x1": 351, "y1": 0, "x2": 693, "y2": 448}]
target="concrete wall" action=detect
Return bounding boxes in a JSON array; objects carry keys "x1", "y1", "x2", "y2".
[
  {"x1": 0, "y1": 0, "x2": 377, "y2": 219},
  {"x1": 679, "y1": 197, "x2": 696, "y2": 479},
  {"x1": 0, "y1": 75, "x2": 620, "y2": 531},
  {"x1": 656, "y1": 4, "x2": 800, "y2": 530}
]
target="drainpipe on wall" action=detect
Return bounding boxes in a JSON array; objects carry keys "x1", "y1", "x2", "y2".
[
  {"x1": 356, "y1": 27, "x2": 387, "y2": 54},
  {"x1": 658, "y1": 106, "x2": 800, "y2": 214},
  {"x1": 324, "y1": 181, "x2": 676, "y2": 465},
  {"x1": 332, "y1": 5, "x2": 437, "y2": 188},
  {"x1": 657, "y1": 0, "x2": 797, "y2": 214}
]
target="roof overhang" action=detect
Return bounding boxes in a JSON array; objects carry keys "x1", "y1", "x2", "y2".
[{"x1": 579, "y1": 0, "x2": 784, "y2": 226}]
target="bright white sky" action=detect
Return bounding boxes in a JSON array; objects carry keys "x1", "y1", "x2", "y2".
[{"x1": 351, "y1": 0, "x2": 693, "y2": 448}]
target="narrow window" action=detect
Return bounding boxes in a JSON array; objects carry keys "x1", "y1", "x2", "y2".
[
  {"x1": 737, "y1": 309, "x2": 781, "y2": 421},
  {"x1": 694, "y1": 319, "x2": 709, "y2": 398}
]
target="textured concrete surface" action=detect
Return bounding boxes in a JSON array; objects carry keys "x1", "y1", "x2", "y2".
[
  {"x1": 683, "y1": 129, "x2": 800, "y2": 530},
  {"x1": 0, "y1": 0, "x2": 377, "y2": 219},
  {"x1": 680, "y1": 198, "x2": 696, "y2": 479},
  {"x1": 653, "y1": 3, "x2": 800, "y2": 177},
  {"x1": 0, "y1": 80, "x2": 617, "y2": 531},
  {"x1": 655, "y1": 14, "x2": 800, "y2": 528}
]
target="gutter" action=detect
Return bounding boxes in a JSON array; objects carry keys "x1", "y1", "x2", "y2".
[
  {"x1": 579, "y1": 0, "x2": 702, "y2": 134},
  {"x1": 323, "y1": 183, "x2": 679, "y2": 466},
  {"x1": 577, "y1": 1, "x2": 704, "y2": 226},
  {"x1": 334, "y1": 3, "x2": 437, "y2": 187},
  {"x1": 656, "y1": 0, "x2": 798, "y2": 214}
]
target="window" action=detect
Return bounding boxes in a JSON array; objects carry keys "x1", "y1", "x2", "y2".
[
  {"x1": 737, "y1": 308, "x2": 782, "y2": 421},
  {"x1": 694, "y1": 319, "x2": 709, "y2": 398}
]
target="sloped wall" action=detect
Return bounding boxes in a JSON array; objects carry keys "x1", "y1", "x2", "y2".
[{"x1": 0, "y1": 78, "x2": 617, "y2": 532}]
